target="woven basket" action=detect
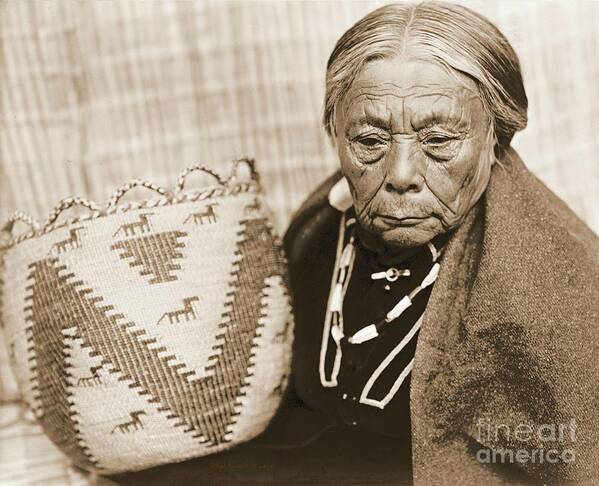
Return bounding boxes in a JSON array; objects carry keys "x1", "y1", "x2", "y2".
[{"x1": 0, "y1": 160, "x2": 293, "y2": 474}]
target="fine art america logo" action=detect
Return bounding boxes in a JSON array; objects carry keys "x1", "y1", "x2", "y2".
[{"x1": 475, "y1": 418, "x2": 577, "y2": 465}]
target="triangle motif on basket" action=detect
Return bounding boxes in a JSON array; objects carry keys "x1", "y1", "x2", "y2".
[
  {"x1": 111, "y1": 230, "x2": 188, "y2": 284},
  {"x1": 24, "y1": 259, "x2": 100, "y2": 469},
  {"x1": 23, "y1": 218, "x2": 286, "y2": 455}
]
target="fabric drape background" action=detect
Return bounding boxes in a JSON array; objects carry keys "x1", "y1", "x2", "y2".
[{"x1": 1, "y1": 1, "x2": 598, "y2": 484}]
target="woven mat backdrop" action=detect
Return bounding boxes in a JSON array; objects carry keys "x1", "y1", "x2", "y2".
[
  {"x1": 0, "y1": 1, "x2": 598, "y2": 484},
  {"x1": 1, "y1": 1, "x2": 599, "y2": 234}
]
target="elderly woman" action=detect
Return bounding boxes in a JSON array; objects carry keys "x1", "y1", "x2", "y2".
[{"x1": 282, "y1": 2, "x2": 599, "y2": 485}]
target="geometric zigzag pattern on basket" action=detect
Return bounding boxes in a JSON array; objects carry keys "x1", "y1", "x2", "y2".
[
  {"x1": 23, "y1": 216, "x2": 286, "y2": 468},
  {"x1": 24, "y1": 260, "x2": 99, "y2": 469},
  {"x1": 111, "y1": 230, "x2": 188, "y2": 285},
  {"x1": 201, "y1": 218, "x2": 285, "y2": 443}
]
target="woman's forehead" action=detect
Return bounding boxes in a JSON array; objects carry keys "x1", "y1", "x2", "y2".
[{"x1": 339, "y1": 58, "x2": 486, "y2": 131}]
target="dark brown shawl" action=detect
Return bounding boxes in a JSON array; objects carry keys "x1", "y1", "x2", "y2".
[
  {"x1": 410, "y1": 148, "x2": 599, "y2": 484},
  {"x1": 284, "y1": 147, "x2": 599, "y2": 484}
]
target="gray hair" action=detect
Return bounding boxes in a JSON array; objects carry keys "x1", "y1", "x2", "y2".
[{"x1": 323, "y1": 2, "x2": 528, "y2": 152}]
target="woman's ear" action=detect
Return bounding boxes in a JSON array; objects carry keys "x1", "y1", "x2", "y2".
[
  {"x1": 327, "y1": 131, "x2": 338, "y2": 151},
  {"x1": 485, "y1": 124, "x2": 499, "y2": 166}
]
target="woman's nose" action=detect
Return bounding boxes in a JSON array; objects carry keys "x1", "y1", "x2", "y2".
[{"x1": 384, "y1": 143, "x2": 425, "y2": 194}]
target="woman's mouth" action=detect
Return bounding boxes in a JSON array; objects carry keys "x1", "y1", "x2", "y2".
[{"x1": 375, "y1": 214, "x2": 429, "y2": 226}]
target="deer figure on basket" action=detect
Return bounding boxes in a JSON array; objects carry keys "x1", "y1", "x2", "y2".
[
  {"x1": 49, "y1": 227, "x2": 84, "y2": 254},
  {"x1": 77, "y1": 365, "x2": 103, "y2": 387},
  {"x1": 113, "y1": 213, "x2": 154, "y2": 237},
  {"x1": 157, "y1": 296, "x2": 200, "y2": 325},
  {"x1": 184, "y1": 203, "x2": 219, "y2": 225},
  {"x1": 111, "y1": 410, "x2": 147, "y2": 434},
  {"x1": 244, "y1": 197, "x2": 260, "y2": 215}
]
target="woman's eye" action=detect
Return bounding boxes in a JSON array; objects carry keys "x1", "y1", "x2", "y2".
[
  {"x1": 350, "y1": 135, "x2": 388, "y2": 164},
  {"x1": 422, "y1": 136, "x2": 452, "y2": 146},
  {"x1": 420, "y1": 133, "x2": 460, "y2": 161},
  {"x1": 358, "y1": 136, "x2": 385, "y2": 147}
]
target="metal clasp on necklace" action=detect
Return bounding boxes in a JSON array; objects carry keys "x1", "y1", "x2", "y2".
[{"x1": 371, "y1": 267, "x2": 411, "y2": 282}]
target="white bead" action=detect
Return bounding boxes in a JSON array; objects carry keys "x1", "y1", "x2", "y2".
[
  {"x1": 331, "y1": 325, "x2": 344, "y2": 343},
  {"x1": 386, "y1": 295, "x2": 412, "y2": 322},
  {"x1": 340, "y1": 244, "x2": 353, "y2": 267},
  {"x1": 371, "y1": 271, "x2": 387, "y2": 280},
  {"x1": 348, "y1": 324, "x2": 378, "y2": 344},
  {"x1": 330, "y1": 283, "x2": 344, "y2": 312},
  {"x1": 422, "y1": 263, "x2": 440, "y2": 288}
]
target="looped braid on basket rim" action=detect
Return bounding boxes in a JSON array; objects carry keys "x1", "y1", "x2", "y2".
[
  {"x1": 0, "y1": 211, "x2": 41, "y2": 234},
  {"x1": 107, "y1": 179, "x2": 171, "y2": 208},
  {"x1": 44, "y1": 197, "x2": 102, "y2": 227},
  {"x1": 227, "y1": 158, "x2": 260, "y2": 187},
  {"x1": 175, "y1": 158, "x2": 260, "y2": 192},
  {"x1": 0, "y1": 211, "x2": 41, "y2": 247},
  {"x1": 0, "y1": 157, "x2": 260, "y2": 241},
  {"x1": 175, "y1": 165, "x2": 227, "y2": 191}
]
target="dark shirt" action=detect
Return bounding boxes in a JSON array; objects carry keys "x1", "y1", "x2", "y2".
[
  {"x1": 279, "y1": 201, "x2": 449, "y2": 476},
  {"x1": 325, "y1": 217, "x2": 439, "y2": 440}
]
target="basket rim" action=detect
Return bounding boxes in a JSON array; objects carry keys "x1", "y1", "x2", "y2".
[{"x1": 0, "y1": 180, "x2": 260, "y2": 251}]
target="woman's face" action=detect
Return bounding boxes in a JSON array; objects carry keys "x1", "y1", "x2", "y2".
[{"x1": 334, "y1": 57, "x2": 493, "y2": 249}]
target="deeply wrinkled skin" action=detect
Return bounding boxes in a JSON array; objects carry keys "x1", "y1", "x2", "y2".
[{"x1": 334, "y1": 58, "x2": 494, "y2": 250}]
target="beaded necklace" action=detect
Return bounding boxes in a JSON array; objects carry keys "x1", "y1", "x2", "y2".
[{"x1": 319, "y1": 212, "x2": 442, "y2": 387}]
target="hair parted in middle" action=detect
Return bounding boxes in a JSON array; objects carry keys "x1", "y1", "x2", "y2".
[{"x1": 323, "y1": 1, "x2": 528, "y2": 154}]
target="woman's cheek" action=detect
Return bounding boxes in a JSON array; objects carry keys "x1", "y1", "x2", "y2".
[
  {"x1": 339, "y1": 146, "x2": 385, "y2": 209},
  {"x1": 424, "y1": 140, "x2": 491, "y2": 224},
  {"x1": 423, "y1": 162, "x2": 463, "y2": 211}
]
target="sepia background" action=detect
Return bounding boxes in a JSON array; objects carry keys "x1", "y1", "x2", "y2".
[{"x1": 1, "y1": 1, "x2": 598, "y2": 484}]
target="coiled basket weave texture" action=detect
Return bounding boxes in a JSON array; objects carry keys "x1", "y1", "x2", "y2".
[{"x1": 0, "y1": 160, "x2": 293, "y2": 474}]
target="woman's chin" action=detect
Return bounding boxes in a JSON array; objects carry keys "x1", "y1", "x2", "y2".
[{"x1": 375, "y1": 221, "x2": 444, "y2": 250}]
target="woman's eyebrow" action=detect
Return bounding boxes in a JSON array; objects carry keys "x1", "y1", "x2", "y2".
[
  {"x1": 411, "y1": 112, "x2": 468, "y2": 130},
  {"x1": 346, "y1": 114, "x2": 391, "y2": 132}
]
